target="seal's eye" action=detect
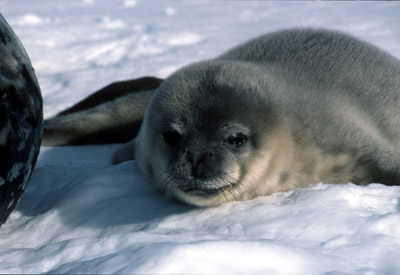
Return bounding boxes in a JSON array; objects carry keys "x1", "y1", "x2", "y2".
[
  {"x1": 224, "y1": 133, "x2": 248, "y2": 148},
  {"x1": 162, "y1": 130, "x2": 181, "y2": 145}
]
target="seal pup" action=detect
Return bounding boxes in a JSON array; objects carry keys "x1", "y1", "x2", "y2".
[{"x1": 44, "y1": 28, "x2": 400, "y2": 207}]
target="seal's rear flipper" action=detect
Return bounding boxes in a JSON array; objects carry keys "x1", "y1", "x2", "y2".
[
  {"x1": 57, "y1": 77, "x2": 162, "y2": 116},
  {"x1": 42, "y1": 77, "x2": 163, "y2": 146}
]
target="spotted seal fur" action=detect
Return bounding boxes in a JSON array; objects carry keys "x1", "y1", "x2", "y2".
[{"x1": 0, "y1": 14, "x2": 43, "y2": 223}]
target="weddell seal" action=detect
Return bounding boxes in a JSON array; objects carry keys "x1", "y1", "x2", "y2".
[
  {"x1": 0, "y1": 14, "x2": 43, "y2": 224},
  {"x1": 43, "y1": 28, "x2": 400, "y2": 207}
]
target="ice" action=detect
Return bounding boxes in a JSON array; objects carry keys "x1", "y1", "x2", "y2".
[
  {"x1": 13, "y1": 13, "x2": 46, "y2": 26},
  {"x1": 165, "y1": 7, "x2": 176, "y2": 17},
  {"x1": 166, "y1": 32, "x2": 202, "y2": 47},
  {"x1": 1, "y1": 0, "x2": 400, "y2": 274},
  {"x1": 123, "y1": 0, "x2": 137, "y2": 8}
]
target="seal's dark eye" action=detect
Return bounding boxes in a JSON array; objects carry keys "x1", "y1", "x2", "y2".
[
  {"x1": 162, "y1": 130, "x2": 181, "y2": 145},
  {"x1": 224, "y1": 133, "x2": 248, "y2": 148}
]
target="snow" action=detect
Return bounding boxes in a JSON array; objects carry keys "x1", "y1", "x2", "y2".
[{"x1": 1, "y1": 0, "x2": 400, "y2": 273}]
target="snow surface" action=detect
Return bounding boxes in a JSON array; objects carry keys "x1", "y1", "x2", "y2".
[{"x1": 1, "y1": 1, "x2": 400, "y2": 274}]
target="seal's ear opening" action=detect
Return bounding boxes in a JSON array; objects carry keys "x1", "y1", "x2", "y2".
[{"x1": 111, "y1": 138, "x2": 136, "y2": 164}]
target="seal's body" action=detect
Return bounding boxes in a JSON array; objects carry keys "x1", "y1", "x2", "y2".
[
  {"x1": 0, "y1": 14, "x2": 43, "y2": 224},
  {"x1": 44, "y1": 28, "x2": 400, "y2": 207}
]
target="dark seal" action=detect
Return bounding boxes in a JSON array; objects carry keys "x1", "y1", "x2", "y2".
[{"x1": 0, "y1": 14, "x2": 43, "y2": 224}]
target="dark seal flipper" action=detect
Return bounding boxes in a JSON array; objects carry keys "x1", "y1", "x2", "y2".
[
  {"x1": 42, "y1": 77, "x2": 162, "y2": 146},
  {"x1": 0, "y1": 14, "x2": 43, "y2": 224},
  {"x1": 57, "y1": 77, "x2": 162, "y2": 116}
]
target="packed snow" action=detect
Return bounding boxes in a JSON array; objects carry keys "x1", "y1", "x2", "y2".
[{"x1": 1, "y1": 1, "x2": 400, "y2": 273}]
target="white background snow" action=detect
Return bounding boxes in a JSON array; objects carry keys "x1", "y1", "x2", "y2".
[{"x1": 1, "y1": 1, "x2": 400, "y2": 274}]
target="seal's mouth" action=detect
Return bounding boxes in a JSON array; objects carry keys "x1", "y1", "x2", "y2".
[
  {"x1": 179, "y1": 186, "x2": 222, "y2": 197},
  {"x1": 177, "y1": 181, "x2": 233, "y2": 197}
]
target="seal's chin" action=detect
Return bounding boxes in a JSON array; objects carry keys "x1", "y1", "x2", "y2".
[
  {"x1": 161, "y1": 175, "x2": 239, "y2": 206},
  {"x1": 173, "y1": 178, "x2": 235, "y2": 199},
  {"x1": 168, "y1": 181, "x2": 238, "y2": 207}
]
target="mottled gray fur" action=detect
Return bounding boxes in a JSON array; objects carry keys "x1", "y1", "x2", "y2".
[{"x1": 48, "y1": 28, "x2": 400, "y2": 207}]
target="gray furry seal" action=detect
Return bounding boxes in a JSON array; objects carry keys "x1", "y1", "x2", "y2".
[{"x1": 43, "y1": 28, "x2": 400, "y2": 207}]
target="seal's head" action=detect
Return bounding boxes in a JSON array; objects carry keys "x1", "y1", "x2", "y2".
[{"x1": 135, "y1": 61, "x2": 287, "y2": 206}]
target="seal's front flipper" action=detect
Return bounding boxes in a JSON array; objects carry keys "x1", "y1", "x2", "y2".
[{"x1": 111, "y1": 139, "x2": 136, "y2": 164}]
